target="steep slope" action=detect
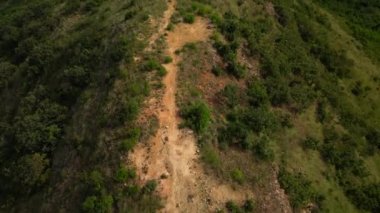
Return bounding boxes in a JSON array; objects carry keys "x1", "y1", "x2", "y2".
[{"x1": 1, "y1": 0, "x2": 379, "y2": 212}]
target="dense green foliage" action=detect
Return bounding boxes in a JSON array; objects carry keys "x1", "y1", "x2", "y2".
[
  {"x1": 181, "y1": 101, "x2": 211, "y2": 133},
  {"x1": 318, "y1": 0, "x2": 380, "y2": 62},
  {"x1": 177, "y1": 0, "x2": 380, "y2": 211},
  {"x1": 278, "y1": 169, "x2": 323, "y2": 209},
  {"x1": 0, "y1": 0, "x2": 164, "y2": 211}
]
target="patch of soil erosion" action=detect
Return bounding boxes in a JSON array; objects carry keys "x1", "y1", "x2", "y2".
[{"x1": 129, "y1": 1, "x2": 256, "y2": 212}]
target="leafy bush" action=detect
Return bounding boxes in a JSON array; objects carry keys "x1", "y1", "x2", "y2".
[
  {"x1": 142, "y1": 180, "x2": 157, "y2": 194},
  {"x1": 230, "y1": 168, "x2": 245, "y2": 184},
  {"x1": 247, "y1": 81, "x2": 269, "y2": 107},
  {"x1": 227, "y1": 61, "x2": 246, "y2": 79},
  {"x1": 82, "y1": 194, "x2": 113, "y2": 213},
  {"x1": 125, "y1": 185, "x2": 140, "y2": 198},
  {"x1": 119, "y1": 128, "x2": 140, "y2": 152},
  {"x1": 88, "y1": 170, "x2": 104, "y2": 192},
  {"x1": 115, "y1": 166, "x2": 136, "y2": 182},
  {"x1": 346, "y1": 183, "x2": 380, "y2": 212},
  {"x1": 183, "y1": 13, "x2": 195, "y2": 24},
  {"x1": 253, "y1": 134, "x2": 274, "y2": 161},
  {"x1": 201, "y1": 144, "x2": 220, "y2": 168},
  {"x1": 321, "y1": 142, "x2": 368, "y2": 177},
  {"x1": 221, "y1": 84, "x2": 239, "y2": 108},
  {"x1": 163, "y1": 56, "x2": 173, "y2": 64},
  {"x1": 242, "y1": 107, "x2": 278, "y2": 133},
  {"x1": 278, "y1": 169, "x2": 322, "y2": 209},
  {"x1": 157, "y1": 66, "x2": 167, "y2": 77},
  {"x1": 311, "y1": 46, "x2": 353, "y2": 78},
  {"x1": 218, "y1": 107, "x2": 278, "y2": 148},
  {"x1": 225, "y1": 200, "x2": 243, "y2": 213},
  {"x1": 302, "y1": 137, "x2": 320, "y2": 150},
  {"x1": 243, "y1": 199, "x2": 255, "y2": 212},
  {"x1": 142, "y1": 59, "x2": 161, "y2": 71},
  {"x1": 181, "y1": 101, "x2": 211, "y2": 133},
  {"x1": 212, "y1": 65, "x2": 224, "y2": 76},
  {"x1": 13, "y1": 153, "x2": 49, "y2": 189}
]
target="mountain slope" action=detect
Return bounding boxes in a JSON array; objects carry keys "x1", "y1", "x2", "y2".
[{"x1": 0, "y1": 0, "x2": 379, "y2": 212}]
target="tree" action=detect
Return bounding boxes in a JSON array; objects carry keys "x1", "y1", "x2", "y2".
[
  {"x1": 14, "y1": 96, "x2": 67, "y2": 153},
  {"x1": 88, "y1": 170, "x2": 104, "y2": 192},
  {"x1": 0, "y1": 61, "x2": 17, "y2": 89},
  {"x1": 14, "y1": 153, "x2": 49, "y2": 188},
  {"x1": 347, "y1": 183, "x2": 380, "y2": 212}
]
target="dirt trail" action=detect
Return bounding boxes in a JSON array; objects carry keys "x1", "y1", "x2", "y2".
[
  {"x1": 145, "y1": 0, "x2": 175, "y2": 51},
  {"x1": 129, "y1": 1, "x2": 254, "y2": 212}
]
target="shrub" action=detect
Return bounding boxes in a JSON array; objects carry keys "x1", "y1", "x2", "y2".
[
  {"x1": 243, "y1": 107, "x2": 278, "y2": 133},
  {"x1": 265, "y1": 77, "x2": 290, "y2": 106},
  {"x1": 63, "y1": 66, "x2": 89, "y2": 87},
  {"x1": 181, "y1": 101, "x2": 211, "y2": 133},
  {"x1": 89, "y1": 170, "x2": 104, "y2": 192},
  {"x1": 82, "y1": 196, "x2": 97, "y2": 212},
  {"x1": 115, "y1": 166, "x2": 136, "y2": 182},
  {"x1": 225, "y1": 200, "x2": 243, "y2": 213},
  {"x1": 230, "y1": 169, "x2": 245, "y2": 184},
  {"x1": 119, "y1": 128, "x2": 140, "y2": 152},
  {"x1": 243, "y1": 199, "x2": 255, "y2": 212},
  {"x1": 143, "y1": 180, "x2": 157, "y2": 194},
  {"x1": 212, "y1": 65, "x2": 224, "y2": 76},
  {"x1": 142, "y1": 59, "x2": 161, "y2": 71},
  {"x1": 201, "y1": 144, "x2": 220, "y2": 168},
  {"x1": 183, "y1": 13, "x2": 195, "y2": 24},
  {"x1": 166, "y1": 23, "x2": 174, "y2": 31},
  {"x1": 163, "y1": 56, "x2": 173, "y2": 64},
  {"x1": 82, "y1": 195, "x2": 113, "y2": 213},
  {"x1": 346, "y1": 183, "x2": 380, "y2": 212},
  {"x1": 253, "y1": 134, "x2": 274, "y2": 161},
  {"x1": 278, "y1": 169, "x2": 321, "y2": 209},
  {"x1": 302, "y1": 137, "x2": 320, "y2": 150},
  {"x1": 321, "y1": 142, "x2": 368, "y2": 177},
  {"x1": 157, "y1": 66, "x2": 167, "y2": 77},
  {"x1": 14, "y1": 153, "x2": 49, "y2": 188},
  {"x1": 221, "y1": 84, "x2": 239, "y2": 108},
  {"x1": 247, "y1": 81, "x2": 269, "y2": 107},
  {"x1": 227, "y1": 61, "x2": 246, "y2": 79},
  {"x1": 125, "y1": 185, "x2": 140, "y2": 198},
  {"x1": 184, "y1": 42, "x2": 197, "y2": 50}
]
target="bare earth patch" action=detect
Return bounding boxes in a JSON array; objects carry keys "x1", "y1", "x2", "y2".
[{"x1": 128, "y1": 1, "x2": 255, "y2": 212}]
